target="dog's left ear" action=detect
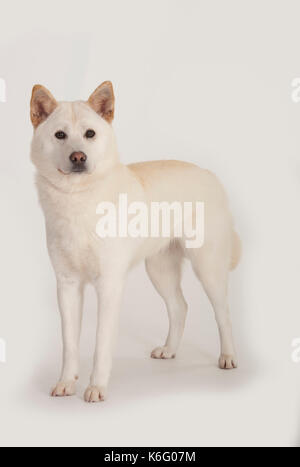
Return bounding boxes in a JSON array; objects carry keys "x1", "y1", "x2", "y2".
[
  {"x1": 88, "y1": 81, "x2": 115, "y2": 123},
  {"x1": 30, "y1": 85, "x2": 57, "y2": 128}
]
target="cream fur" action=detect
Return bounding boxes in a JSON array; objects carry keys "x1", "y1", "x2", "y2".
[{"x1": 30, "y1": 83, "x2": 241, "y2": 403}]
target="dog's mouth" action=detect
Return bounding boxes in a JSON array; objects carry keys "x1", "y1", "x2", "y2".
[
  {"x1": 58, "y1": 169, "x2": 70, "y2": 176},
  {"x1": 58, "y1": 168, "x2": 87, "y2": 175},
  {"x1": 71, "y1": 166, "x2": 87, "y2": 174}
]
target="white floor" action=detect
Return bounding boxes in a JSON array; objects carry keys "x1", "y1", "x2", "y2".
[{"x1": 0, "y1": 238, "x2": 299, "y2": 446}]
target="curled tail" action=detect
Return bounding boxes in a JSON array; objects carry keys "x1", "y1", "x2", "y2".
[{"x1": 230, "y1": 231, "x2": 242, "y2": 270}]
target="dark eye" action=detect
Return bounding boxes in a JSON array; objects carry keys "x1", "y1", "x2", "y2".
[
  {"x1": 85, "y1": 129, "x2": 96, "y2": 139},
  {"x1": 55, "y1": 131, "x2": 67, "y2": 140}
]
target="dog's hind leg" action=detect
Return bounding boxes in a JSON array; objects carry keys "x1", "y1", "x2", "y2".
[
  {"x1": 187, "y1": 244, "x2": 237, "y2": 370},
  {"x1": 146, "y1": 243, "x2": 188, "y2": 359}
]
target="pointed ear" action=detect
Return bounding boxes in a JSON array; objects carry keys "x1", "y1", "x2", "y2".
[
  {"x1": 30, "y1": 85, "x2": 57, "y2": 128},
  {"x1": 88, "y1": 81, "x2": 115, "y2": 123}
]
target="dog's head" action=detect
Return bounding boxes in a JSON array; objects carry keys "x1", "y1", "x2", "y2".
[{"x1": 30, "y1": 82, "x2": 118, "y2": 188}]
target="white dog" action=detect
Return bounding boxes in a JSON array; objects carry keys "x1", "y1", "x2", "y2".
[{"x1": 30, "y1": 82, "x2": 241, "y2": 403}]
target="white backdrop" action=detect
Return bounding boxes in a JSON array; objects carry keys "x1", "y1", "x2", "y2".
[{"x1": 0, "y1": 0, "x2": 300, "y2": 447}]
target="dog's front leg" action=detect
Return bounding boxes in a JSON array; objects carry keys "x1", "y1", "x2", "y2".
[
  {"x1": 51, "y1": 277, "x2": 83, "y2": 397},
  {"x1": 84, "y1": 275, "x2": 124, "y2": 403}
]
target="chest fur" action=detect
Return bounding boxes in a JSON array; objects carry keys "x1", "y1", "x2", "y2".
[{"x1": 40, "y1": 185, "x2": 101, "y2": 279}]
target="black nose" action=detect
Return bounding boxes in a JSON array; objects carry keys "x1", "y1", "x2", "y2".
[{"x1": 69, "y1": 152, "x2": 87, "y2": 171}]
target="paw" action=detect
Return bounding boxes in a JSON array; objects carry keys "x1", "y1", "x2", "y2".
[
  {"x1": 84, "y1": 385, "x2": 107, "y2": 403},
  {"x1": 151, "y1": 346, "x2": 176, "y2": 359},
  {"x1": 51, "y1": 380, "x2": 76, "y2": 397},
  {"x1": 219, "y1": 354, "x2": 238, "y2": 370}
]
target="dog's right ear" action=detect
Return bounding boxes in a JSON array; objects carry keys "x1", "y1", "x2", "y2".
[{"x1": 30, "y1": 85, "x2": 57, "y2": 128}]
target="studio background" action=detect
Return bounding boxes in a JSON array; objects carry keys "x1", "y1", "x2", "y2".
[{"x1": 0, "y1": 0, "x2": 300, "y2": 447}]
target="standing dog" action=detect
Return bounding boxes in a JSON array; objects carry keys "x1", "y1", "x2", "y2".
[{"x1": 30, "y1": 82, "x2": 241, "y2": 402}]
